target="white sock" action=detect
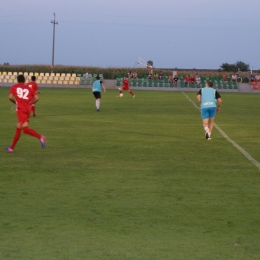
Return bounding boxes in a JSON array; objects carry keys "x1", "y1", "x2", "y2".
[
  {"x1": 208, "y1": 132, "x2": 211, "y2": 137},
  {"x1": 96, "y1": 100, "x2": 100, "y2": 109},
  {"x1": 204, "y1": 126, "x2": 209, "y2": 132}
]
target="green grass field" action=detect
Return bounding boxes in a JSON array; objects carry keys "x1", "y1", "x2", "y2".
[{"x1": 0, "y1": 87, "x2": 260, "y2": 260}]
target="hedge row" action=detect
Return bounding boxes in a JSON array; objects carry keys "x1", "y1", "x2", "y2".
[{"x1": 0, "y1": 64, "x2": 252, "y2": 80}]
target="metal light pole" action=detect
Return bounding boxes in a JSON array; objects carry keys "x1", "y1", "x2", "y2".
[{"x1": 51, "y1": 13, "x2": 58, "y2": 73}]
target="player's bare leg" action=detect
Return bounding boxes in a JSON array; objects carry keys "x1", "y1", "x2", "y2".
[{"x1": 208, "y1": 118, "x2": 215, "y2": 137}]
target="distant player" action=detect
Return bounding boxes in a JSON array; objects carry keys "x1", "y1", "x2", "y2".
[
  {"x1": 6, "y1": 75, "x2": 46, "y2": 153},
  {"x1": 196, "y1": 81, "x2": 222, "y2": 140},
  {"x1": 92, "y1": 75, "x2": 106, "y2": 112},
  {"x1": 27, "y1": 76, "x2": 40, "y2": 117},
  {"x1": 117, "y1": 76, "x2": 135, "y2": 98}
]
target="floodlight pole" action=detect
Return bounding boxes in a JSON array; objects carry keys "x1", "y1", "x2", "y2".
[{"x1": 51, "y1": 12, "x2": 58, "y2": 73}]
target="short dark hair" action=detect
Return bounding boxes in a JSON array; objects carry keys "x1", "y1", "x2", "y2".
[
  {"x1": 17, "y1": 74, "x2": 25, "y2": 83},
  {"x1": 96, "y1": 76, "x2": 100, "y2": 80},
  {"x1": 31, "y1": 76, "x2": 36, "y2": 81},
  {"x1": 207, "y1": 81, "x2": 214, "y2": 87}
]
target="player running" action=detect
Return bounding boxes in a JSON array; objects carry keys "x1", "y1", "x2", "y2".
[
  {"x1": 27, "y1": 76, "x2": 41, "y2": 117},
  {"x1": 196, "y1": 81, "x2": 222, "y2": 140},
  {"x1": 6, "y1": 75, "x2": 46, "y2": 153},
  {"x1": 117, "y1": 76, "x2": 135, "y2": 98},
  {"x1": 92, "y1": 75, "x2": 106, "y2": 112}
]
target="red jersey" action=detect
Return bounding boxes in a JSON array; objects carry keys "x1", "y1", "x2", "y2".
[
  {"x1": 27, "y1": 81, "x2": 39, "y2": 93},
  {"x1": 123, "y1": 79, "x2": 129, "y2": 87},
  {"x1": 10, "y1": 83, "x2": 35, "y2": 111}
]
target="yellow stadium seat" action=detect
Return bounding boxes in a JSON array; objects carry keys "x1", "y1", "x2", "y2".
[
  {"x1": 63, "y1": 80, "x2": 68, "y2": 84},
  {"x1": 45, "y1": 73, "x2": 50, "y2": 77},
  {"x1": 8, "y1": 72, "x2": 12, "y2": 76},
  {"x1": 50, "y1": 73, "x2": 55, "y2": 77},
  {"x1": 69, "y1": 80, "x2": 75, "y2": 85},
  {"x1": 41, "y1": 80, "x2": 47, "y2": 84},
  {"x1": 34, "y1": 72, "x2": 39, "y2": 76},
  {"x1": 2, "y1": 72, "x2": 7, "y2": 75},
  {"x1": 61, "y1": 73, "x2": 66, "y2": 77},
  {"x1": 66, "y1": 73, "x2": 71, "y2": 77},
  {"x1": 13, "y1": 72, "x2": 18, "y2": 76},
  {"x1": 52, "y1": 80, "x2": 57, "y2": 84},
  {"x1": 58, "y1": 80, "x2": 63, "y2": 84},
  {"x1": 40, "y1": 73, "x2": 44, "y2": 76},
  {"x1": 56, "y1": 73, "x2": 60, "y2": 77},
  {"x1": 47, "y1": 80, "x2": 52, "y2": 84},
  {"x1": 29, "y1": 72, "x2": 33, "y2": 76},
  {"x1": 72, "y1": 73, "x2": 76, "y2": 77}
]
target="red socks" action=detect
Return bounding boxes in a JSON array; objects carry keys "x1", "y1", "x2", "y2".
[
  {"x1": 130, "y1": 91, "x2": 134, "y2": 96},
  {"x1": 23, "y1": 126, "x2": 41, "y2": 139},
  {"x1": 10, "y1": 128, "x2": 22, "y2": 149}
]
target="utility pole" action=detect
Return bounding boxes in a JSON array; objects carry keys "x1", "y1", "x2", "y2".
[{"x1": 51, "y1": 12, "x2": 58, "y2": 73}]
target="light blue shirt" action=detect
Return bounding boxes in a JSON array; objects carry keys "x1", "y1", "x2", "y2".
[
  {"x1": 200, "y1": 88, "x2": 217, "y2": 109},
  {"x1": 92, "y1": 80, "x2": 102, "y2": 92}
]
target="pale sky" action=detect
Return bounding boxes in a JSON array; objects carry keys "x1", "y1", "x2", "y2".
[{"x1": 1, "y1": 0, "x2": 260, "y2": 70}]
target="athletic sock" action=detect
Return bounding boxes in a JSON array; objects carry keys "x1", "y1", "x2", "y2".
[
  {"x1": 31, "y1": 106, "x2": 35, "y2": 115},
  {"x1": 10, "y1": 128, "x2": 22, "y2": 149},
  {"x1": 208, "y1": 132, "x2": 211, "y2": 137},
  {"x1": 23, "y1": 126, "x2": 41, "y2": 139},
  {"x1": 129, "y1": 91, "x2": 134, "y2": 96},
  {"x1": 96, "y1": 100, "x2": 100, "y2": 109},
  {"x1": 204, "y1": 126, "x2": 209, "y2": 132}
]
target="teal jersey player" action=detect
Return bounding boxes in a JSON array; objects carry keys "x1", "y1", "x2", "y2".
[
  {"x1": 196, "y1": 81, "x2": 222, "y2": 140},
  {"x1": 92, "y1": 76, "x2": 106, "y2": 112}
]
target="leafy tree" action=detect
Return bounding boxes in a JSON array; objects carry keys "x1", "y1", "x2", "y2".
[
  {"x1": 220, "y1": 61, "x2": 250, "y2": 72},
  {"x1": 236, "y1": 61, "x2": 250, "y2": 71},
  {"x1": 220, "y1": 63, "x2": 237, "y2": 72}
]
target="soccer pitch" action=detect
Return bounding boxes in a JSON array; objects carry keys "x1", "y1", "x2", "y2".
[{"x1": 0, "y1": 88, "x2": 260, "y2": 260}]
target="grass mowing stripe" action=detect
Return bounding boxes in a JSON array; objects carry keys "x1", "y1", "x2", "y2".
[{"x1": 182, "y1": 91, "x2": 260, "y2": 171}]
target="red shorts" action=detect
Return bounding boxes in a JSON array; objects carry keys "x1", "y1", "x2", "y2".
[
  {"x1": 17, "y1": 109, "x2": 30, "y2": 124},
  {"x1": 122, "y1": 86, "x2": 130, "y2": 91}
]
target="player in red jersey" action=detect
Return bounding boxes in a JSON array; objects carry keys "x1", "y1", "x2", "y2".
[
  {"x1": 27, "y1": 76, "x2": 40, "y2": 117},
  {"x1": 117, "y1": 76, "x2": 135, "y2": 98},
  {"x1": 6, "y1": 75, "x2": 46, "y2": 153}
]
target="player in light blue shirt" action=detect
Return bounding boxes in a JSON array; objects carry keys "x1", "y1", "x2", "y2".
[
  {"x1": 196, "y1": 81, "x2": 222, "y2": 140},
  {"x1": 92, "y1": 76, "x2": 106, "y2": 112}
]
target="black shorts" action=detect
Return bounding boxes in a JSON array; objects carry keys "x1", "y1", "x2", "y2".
[{"x1": 93, "y1": 91, "x2": 101, "y2": 99}]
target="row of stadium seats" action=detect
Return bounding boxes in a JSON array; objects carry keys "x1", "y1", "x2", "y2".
[
  {"x1": 0, "y1": 71, "x2": 78, "y2": 77},
  {"x1": 116, "y1": 78, "x2": 238, "y2": 89},
  {"x1": 0, "y1": 72, "x2": 82, "y2": 85},
  {"x1": 81, "y1": 73, "x2": 104, "y2": 79},
  {"x1": 0, "y1": 75, "x2": 81, "y2": 85}
]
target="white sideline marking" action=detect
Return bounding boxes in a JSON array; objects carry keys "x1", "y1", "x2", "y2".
[{"x1": 182, "y1": 92, "x2": 260, "y2": 170}]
